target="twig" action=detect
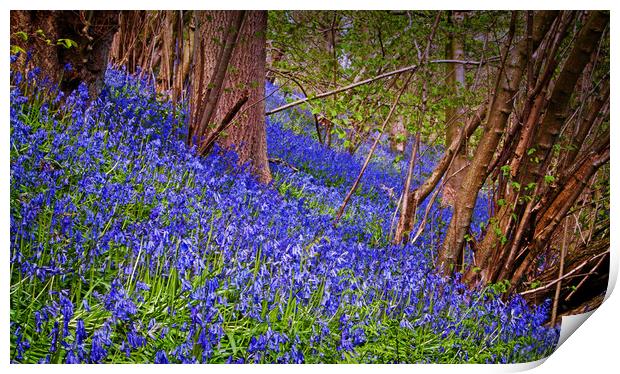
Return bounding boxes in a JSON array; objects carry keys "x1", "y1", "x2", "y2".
[
  {"x1": 565, "y1": 253, "x2": 607, "y2": 301},
  {"x1": 268, "y1": 68, "x2": 323, "y2": 143},
  {"x1": 519, "y1": 250, "x2": 610, "y2": 296},
  {"x1": 333, "y1": 69, "x2": 417, "y2": 224},
  {"x1": 266, "y1": 63, "x2": 421, "y2": 116},
  {"x1": 268, "y1": 157, "x2": 300, "y2": 172},
  {"x1": 550, "y1": 220, "x2": 569, "y2": 326},
  {"x1": 335, "y1": 13, "x2": 442, "y2": 226}
]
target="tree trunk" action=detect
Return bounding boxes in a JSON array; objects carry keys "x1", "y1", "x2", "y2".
[
  {"x1": 516, "y1": 10, "x2": 609, "y2": 187},
  {"x1": 443, "y1": 11, "x2": 469, "y2": 208},
  {"x1": 10, "y1": 10, "x2": 119, "y2": 98},
  {"x1": 389, "y1": 115, "x2": 406, "y2": 153},
  {"x1": 467, "y1": 10, "x2": 608, "y2": 284},
  {"x1": 509, "y1": 145, "x2": 609, "y2": 287},
  {"x1": 189, "y1": 11, "x2": 272, "y2": 183},
  {"x1": 438, "y1": 11, "x2": 558, "y2": 273}
]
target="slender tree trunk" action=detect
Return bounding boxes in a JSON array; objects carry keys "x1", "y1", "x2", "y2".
[
  {"x1": 443, "y1": 11, "x2": 469, "y2": 208},
  {"x1": 468, "y1": 10, "x2": 608, "y2": 284},
  {"x1": 517, "y1": 10, "x2": 608, "y2": 187},
  {"x1": 438, "y1": 11, "x2": 558, "y2": 273},
  {"x1": 389, "y1": 115, "x2": 406, "y2": 153},
  {"x1": 509, "y1": 145, "x2": 609, "y2": 287}
]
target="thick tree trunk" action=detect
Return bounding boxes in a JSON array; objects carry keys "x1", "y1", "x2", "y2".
[
  {"x1": 10, "y1": 10, "x2": 119, "y2": 98},
  {"x1": 10, "y1": 11, "x2": 60, "y2": 81},
  {"x1": 189, "y1": 11, "x2": 272, "y2": 183}
]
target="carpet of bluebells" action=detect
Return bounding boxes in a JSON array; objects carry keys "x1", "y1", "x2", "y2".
[{"x1": 9, "y1": 63, "x2": 559, "y2": 364}]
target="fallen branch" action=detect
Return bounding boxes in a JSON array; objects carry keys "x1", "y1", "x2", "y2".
[
  {"x1": 198, "y1": 94, "x2": 249, "y2": 155},
  {"x1": 268, "y1": 157, "x2": 300, "y2": 172},
  {"x1": 197, "y1": 79, "x2": 291, "y2": 155},
  {"x1": 565, "y1": 253, "x2": 607, "y2": 302}
]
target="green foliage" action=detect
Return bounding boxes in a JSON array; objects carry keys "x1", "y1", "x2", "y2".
[
  {"x1": 57, "y1": 38, "x2": 78, "y2": 49},
  {"x1": 488, "y1": 279, "x2": 511, "y2": 294},
  {"x1": 11, "y1": 45, "x2": 26, "y2": 55},
  {"x1": 14, "y1": 31, "x2": 29, "y2": 41},
  {"x1": 500, "y1": 164, "x2": 511, "y2": 177},
  {"x1": 267, "y1": 11, "x2": 491, "y2": 153}
]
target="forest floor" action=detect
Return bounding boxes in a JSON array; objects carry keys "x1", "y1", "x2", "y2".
[{"x1": 9, "y1": 67, "x2": 559, "y2": 363}]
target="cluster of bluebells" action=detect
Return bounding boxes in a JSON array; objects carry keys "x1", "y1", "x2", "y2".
[{"x1": 10, "y1": 61, "x2": 558, "y2": 364}]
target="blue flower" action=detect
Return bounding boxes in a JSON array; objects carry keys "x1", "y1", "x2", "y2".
[{"x1": 155, "y1": 350, "x2": 169, "y2": 364}]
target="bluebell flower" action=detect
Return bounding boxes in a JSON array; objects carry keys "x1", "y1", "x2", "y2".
[{"x1": 155, "y1": 350, "x2": 169, "y2": 364}]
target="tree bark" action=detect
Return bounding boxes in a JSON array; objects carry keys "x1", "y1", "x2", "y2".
[
  {"x1": 517, "y1": 10, "x2": 608, "y2": 187},
  {"x1": 509, "y1": 145, "x2": 609, "y2": 287},
  {"x1": 189, "y1": 11, "x2": 272, "y2": 183},
  {"x1": 443, "y1": 11, "x2": 469, "y2": 208}
]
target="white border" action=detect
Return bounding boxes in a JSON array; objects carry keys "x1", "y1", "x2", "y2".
[{"x1": 2, "y1": 2, "x2": 617, "y2": 373}]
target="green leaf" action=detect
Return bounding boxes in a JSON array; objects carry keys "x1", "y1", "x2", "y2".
[
  {"x1": 500, "y1": 165, "x2": 511, "y2": 176},
  {"x1": 10, "y1": 45, "x2": 26, "y2": 55},
  {"x1": 57, "y1": 38, "x2": 78, "y2": 49},
  {"x1": 544, "y1": 175, "x2": 555, "y2": 184},
  {"x1": 500, "y1": 235, "x2": 508, "y2": 245},
  {"x1": 14, "y1": 31, "x2": 28, "y2": 41}
]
